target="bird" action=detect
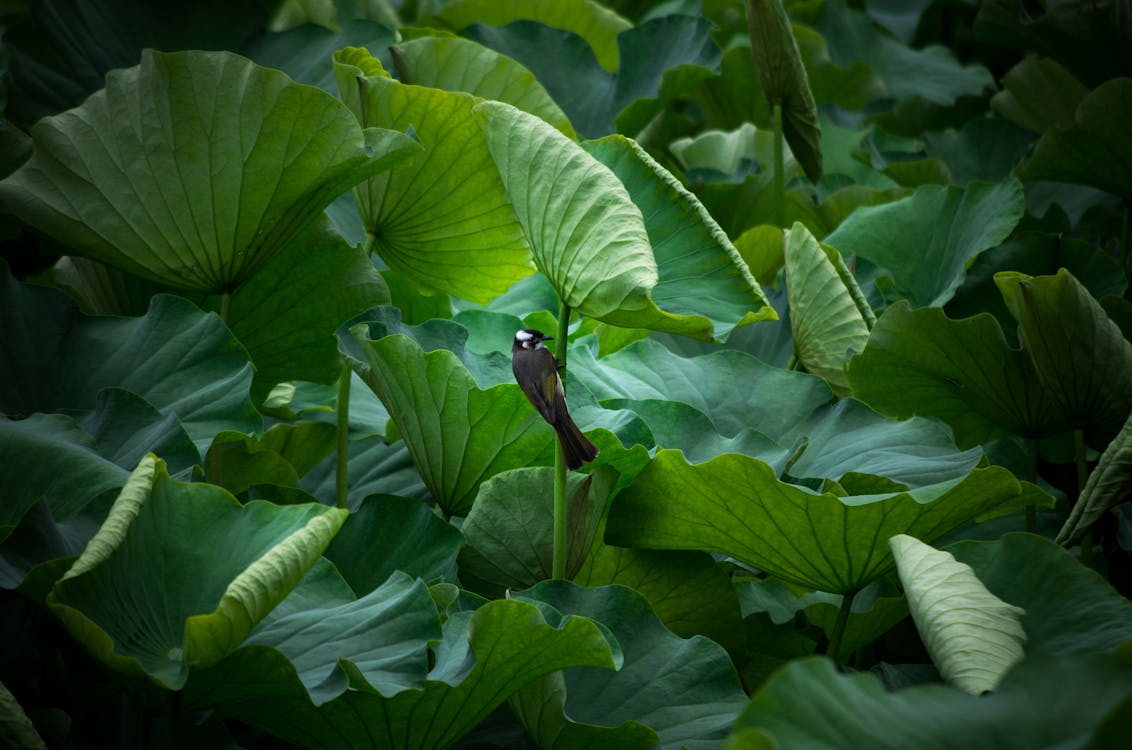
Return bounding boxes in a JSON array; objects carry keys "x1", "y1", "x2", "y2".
[{"x1": 511, "y1": 328, "x2": 599, "y2": 470}]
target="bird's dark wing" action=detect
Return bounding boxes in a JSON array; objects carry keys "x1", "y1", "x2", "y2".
[{"x1": 513, "y1": 346, "x2": 559, "y2": 424}]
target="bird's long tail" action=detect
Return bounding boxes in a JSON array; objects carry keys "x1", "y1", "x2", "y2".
[{"x1": 554, "y1": 416, "x2": 599, "y2": 470}]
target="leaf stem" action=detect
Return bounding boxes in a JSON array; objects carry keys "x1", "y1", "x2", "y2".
[
  {"x1": 1073, "y1": 428, "x2": 1093, "y2": 567},
  {"x1": 553, "y1": 299, "x2": 571, "y2": 579},
  {"x1": 336, "y1": 360, "x2": 352, "y2": 510},
  {"x1": 1025, "y1": 437, "x2": 1038, "y2": 533},
  {"x1": 219, "y1": 287, "x2": 232, "y2": 325},
  {"x1": 773, "y1": 99, "x2": 785, "y2": 228},
  {"x1": 827, "y1": 588, "x2": 856, "y2": 665}
]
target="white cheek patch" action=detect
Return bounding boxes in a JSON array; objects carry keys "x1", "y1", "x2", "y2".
[{"x1": 515, "y1": 330, "x2": 535, "y2": 342}]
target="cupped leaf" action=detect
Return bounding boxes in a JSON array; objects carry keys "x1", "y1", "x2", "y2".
[
  {"x1": 825, "y1": 179, "x2": 1025, "y2": 308},
  {"x1": 334, "y1": 47, "x2": 536, "y2": 304},
  {"x1": 729, "y1": 651, "x2": 1132, "y2": 750},
  {"x1": 784, "y1": 222, "x2": 869, "y2": 395},
  {"x1": 47, "y1": 455, "x2": 347, "y2": 690},
  {"x1": 390, "y1": 35, "x2": 575, "y2": 138},
  {"x1": 0, "y1": 49, "x2": 418, "y2": 292},
  {"x1": 606, "y1": 449, "x2": 1022, "y2": 594},
  {"x1": 1057, "y1": 410, "x2": 1132, "y2": 545},
  {"x1": 187, "y1": 597, "x2": 618, "y2": 750},
  {"x1": 512, "y1": 581, "x2": 749, "y2": 750},
  {"x1": 996, "y1": 269, "x2": 1132, "y2": 448},
  {"x1": 890, "y1": 534, "x2": 1025, "y2": 695},
  {"x1": 745, "y1": 0, "x2": 822, "y2": 182},
  {"x1": 343, "y1": 327, "x2": 556, "y2": 516},
  {"x1": 582, "y1": 135, "x2": 774, "y2": 339},
  {"x1": 847, "y1": 302, "x2": 1063, "y2": 449}
]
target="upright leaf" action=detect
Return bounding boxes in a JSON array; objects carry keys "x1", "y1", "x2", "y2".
[{"x1": 1057, "y1": 410, "x2": 1132, "y2": 545}]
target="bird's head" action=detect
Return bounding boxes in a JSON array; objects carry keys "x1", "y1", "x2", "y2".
[{"x1": 513, "y1": 328, "x2": 552, "y2": 352}]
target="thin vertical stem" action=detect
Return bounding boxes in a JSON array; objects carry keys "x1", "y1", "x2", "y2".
[
  {"x1": 772, "y1": 100, "x2": 785, "y2": 228},
  {"x1": 553, "y1": 299, "x2": 571, "y2": 579},
  {"x1": 219, "y1": 287, "x2": 232, "y2": 325},
  {"x1": 827, "y1": 588, "x2": 857, "y2": 666},
  {"x1": 1074, "y1": 428, "x2": 1093, "y2": 566},
  {"x1": 335, "y1": 361, "x2": 352, "y2": 510},
  {"x1": 1025, "y1": 438, "x2": 1038, "y2": 533}
]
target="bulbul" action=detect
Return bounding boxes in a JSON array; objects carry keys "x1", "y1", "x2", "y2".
[{"x1": 512, "y1": 328, "x2": 599, "y2": 470}]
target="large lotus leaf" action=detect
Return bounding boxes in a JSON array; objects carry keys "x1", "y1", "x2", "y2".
[
  {"x1": 324, "y1": 493, "x2": 462, "y2": 596},
  {"x1": 949, "y1": 533, "x2": 1132, "y2": 654},
  {"x1": 203, "y1": 423, "x2": 337, "y2": 497},
  {"x1": 1, "y1": 0, "x2": 269, "y2": 125},
  {"x1": 186, "y1": 597, "x2": 618, "y2": 750},
  {"x1": 606, "y1": 449, "x2": 1022, "y2": 594},
  {"x1": 582, "y1": 135, "x2": 775, "y2": 339},
  {"x1": 745, "y1": 0, "x2": 822, "y2": 183},
  {"x1": 390, "y1": 35, "x2": 575, "y2": 138},
  {"x1": 301, "y1": 435, "x2": 427, "y2": 508},
  {"x1": 513, "y1": 581, "x2": 748, "y2": 750},
  {"x1": 0, "y1": 50, "x2": 418, "y2": 293},
  {"x1": 996, "y1": 269, "x2": 1132, "y2": 447},
  {"x1": 784, "y1": 223, "x2": 869, "y2": 395},
  {"x1": 808, "y1": 0, "x2": 993, "y2": 106},
  {"x1": 333, "y1": 47, "x2": 535, "y2": 303},
  {"x1": 891, "y1": 534, "x2": 1026, "y2": 695},
  {"x1": 458, "y1": 468, "x2": 608, "y2": 595},
  {"x1": 434, "y1": 0, "x2": 630, "y2": 72},
  {"x1": 0, "y1": 265, "x2": 258, "y2": 451},
  {"x1": 225, "y1": 216, "x2": 391, "y2": 401},
  {"x1": 921, "y1": 118, "x2": 1035, "y2": 187},
  {"x1": 343, "y1": 327, "x2": 556, "y2": 516},
  {"x1": 1016, "y1": 78, "x2": 1132, "y2": 200},
  {"x1": 728, "y1": 651, "x2": 1132, "y2": 750},
  {"x1": 847, "y1": 302, "x2": 1063, "y2": 450},
  {"x1": 47, "y1": 455, "x2": 347, "y2": 690},
  {"x1": 246, "y1": 566, "x2": 439, "y2": 705},
  {"x1": 786, "y1": 399, "x2": 984, "y2": 488},
  {"x1": 465, "y1": 14, "x2": 720, "y2": 139},
  {"x1": 990, "y1": 56, "x2": 1087, "y2": 134},
  {"x1": 1057, "y1": 410, "x2": 1132, "y2": 545},
  {"x1": 569, "y1": 337, "x2": 832, "y2": 442},
  {"x1": 825, "y1": 179, "x2": 1024, "y2": 308}
]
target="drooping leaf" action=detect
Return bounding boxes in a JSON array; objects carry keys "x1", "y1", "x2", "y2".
[
  {"x1": 890, "y1": 534, "x2": 1026, "y2": 695},
  {"x1": 745, "y1": 0, "x2": 822, "y2": 182},
  {"x1": 825, "y1": 179, "x2": 1025, "y2": 308},
  {"x1": 186, "y1": 597, "x2": 618, "y2": 750},
  {"x1": 333, "y1": 47, "x2": 535, "y2": 303},
  {"x1": 784, "y1": 222, "x2": 869, "y2": 395},
  {"x1": 512, "y1": 581, "x2": 748, "y2": 750},
  {"x1": 1057, "y1": 410, "x2": 1132, "y2": 545},
  {"x1": 390, "y1": 35, "x2": 575, "y2": 138},
  {"x1": 0, "y1": 50, "x2": 419, "y2": 293},
  {"x1": 606, "y1": 449, "x2": 1022, "y2": 594},
  {"x1": 729, "y1": 651, "x2": 1132, "y2": 749},
  {"x1": 996, "y1": 269, "x2": 1132, "y2": 448},
  {"x1": 343, "y1": 327, "x2": 556, "y2": 516},
  {"x1": 0, "y1": 678, "x2": 46, "y2": 750},
  {"x1": 47, "y1": 455, "x2": 347, "y2": 690},
  {"x1": 847, "y1": 302, "x2": 1063, "y2": 449}
]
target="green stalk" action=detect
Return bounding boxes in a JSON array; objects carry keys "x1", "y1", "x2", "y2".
[
  {"x1": 1025, "y1": 438, "x2": 1038, "y2": 533},
  {"x1": 827, "y1": 588, "x2": 857, "y2": 665},
  {"x1": 1073, "y1": 428, "x2": 1093, "y2": 566},
  {"x1": 772, "y1": 99, "x2": 785, "y2": 228},
  {"x1": 553, "y1": 299, "x2": 571, "y2": 579},
  {"x1": 335, "y1": 361, "x2": 352, "y2": 510},
  {"x1": 219, "y1": 287, "x2": 232, "y2": 325}
]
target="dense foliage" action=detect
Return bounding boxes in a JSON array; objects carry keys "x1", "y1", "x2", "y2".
[{"x1": 1, "y1": 1, "x2": 1131, "y2": 748}]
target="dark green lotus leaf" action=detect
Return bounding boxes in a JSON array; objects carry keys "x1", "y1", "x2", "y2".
[
  {"x1": 246, "y1": 566, "x2": 439, "y2": 704},
  {"x1": 465, "y1": 14, "x2": 720, "y2": 139},
  {"x1": 0, "y1": 678, "x2": 46, "y2": 750},
  {"x1": 224, "y1": 216, "x2": 391, "y2": 402},
  {"x1": 204, "y1": 425, "x2": 335, "y2": 497},
  {"x1": 1056, "y1": 410, "x2": 1132, "y2": 546},
  {"x1": 990, "y1": 56, "x2": 1087, "y2": 134},
  {"x1": 512, "y1": 581, "x2": 748, "y2": 750},
  {"x1": 996, "y1": 269, "x2": 1132, "y2": 448},
  {"x1": 921, "y1": 118, "x2": 1035, "y2": 186},
  {"x1": 0, "y1": 265, "x2": 259, "y2": 452},
  {"x1": 0, "y1": 50, "x2": 419, "y2": 293},
  {"x1": 825, "y1": 179, "x2": 1025, "y2": 308},
  {"x1": 582, "y1": 134, "x2": 774, "y2": 339},
  {"x1": 1, "y1": 0, "x2": 269, "y2": 126},
  {"x1": 79, "y1": 388, "x2": 200, "y2": 478},
  {"x1": 729, "y1": 651, "x2": 1132, "y2": 750},
  {"x1": 324, "y1": 493, "x2": 462, "y2": 596},
  {"x1": 186, "y1": 597, "x2": 618, "y2": 750},
  {"x1": 343, "y1": 327, "x2": 556, "y2": 516},
  {"x1": 301, "y1": 435, "x2": 427, "y2": 508},
  {"x1": 391, "y1": 35, "x2": 575, "y2": 138},
  {"x1": 745, "y1": 0, "x2": 822, "y2": 183},
  {"x1": 949, "y1": 532, "x2": 1132, "y2": 654},
  {"x1": 47, "y1": 455, "x2": 347, "y2": 690},
  {"x1": 248, "y1": 18, "x2": 399, "y2": 93},
  {"x1": 847, "y1": 302, "x2": 1063, "y2": 450},
  {"x1": 793, "y1": 25, "x2": 885, "y2": 112},
  {"x1": 333, "y1": 47, "x2": 535, "y2": 303},
  {"x1": 682, "y1": 42, "x2": 773, "y2": 132},
  {"x1": 607, "y1": 449, "x2": 1022, "y2": 594},
  {"x1": 809, "y1": 0, "x2": 993, "y2": 107},
  {"x1": 1017, "y1": 79, "x2": 1132, "y2": 201},
  {"x1": 46, "y1": 255, "x2": 161, "y2": 317}
]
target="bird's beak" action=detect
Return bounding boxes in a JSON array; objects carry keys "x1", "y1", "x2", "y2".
[{"x1": 543, "y1": 336, "x2": 554, "y2": 341}]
